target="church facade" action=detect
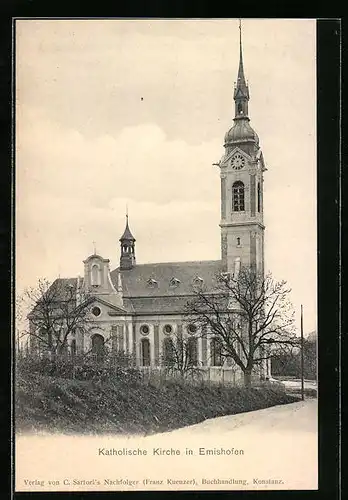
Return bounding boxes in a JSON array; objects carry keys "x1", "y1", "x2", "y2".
[{"x1": 31, "y1": 30, "x2": 270, "y2": 384}]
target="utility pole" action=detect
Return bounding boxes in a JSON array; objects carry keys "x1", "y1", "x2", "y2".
[{"x1": 300, "y1": 304, "x2": 305, "y2": 401}]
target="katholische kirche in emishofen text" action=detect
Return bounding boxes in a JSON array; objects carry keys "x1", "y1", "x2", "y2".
[{"x1": 29, "y1": 26, "x2": 271, "y2": 384}]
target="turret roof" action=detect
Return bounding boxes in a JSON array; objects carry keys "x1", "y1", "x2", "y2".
[{"x1": 119, "y1": 217, "x2": 135, "y2": 241}]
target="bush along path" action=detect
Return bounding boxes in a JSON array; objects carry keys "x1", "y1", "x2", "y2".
[{"x1": 15, "y1": 370, "x2": 300, "y2": 436}]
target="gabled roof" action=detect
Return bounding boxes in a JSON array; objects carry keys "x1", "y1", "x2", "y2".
[
  {"x1": 92, "y1": 296, "x2": 127, "y2": 314},
  {"x1": 29, "y1": 260, "x2": 224, "y2": 318}
]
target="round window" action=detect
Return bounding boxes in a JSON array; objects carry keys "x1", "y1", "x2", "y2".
[
  {"x1": 92, "y1": 306, "x2": 101, "y2": 317},
  {"x1": 140, "y1": 324, "x2": 150, "y2": 335},
  {"x1": 164, "y1": 324, "x2": 173, "y2": 334},
  {"x1": 188, "y1": 324, "x2": 197, "y2": 334}
]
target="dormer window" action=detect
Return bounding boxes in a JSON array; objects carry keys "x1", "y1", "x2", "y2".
[
  {"x1": 220, "y1": 271, "x2": 231, "y2": 281},
  {"x1": 192, "y1": 276, "x2": 204, "y2": 287},
  {"x1": 147, "y1": 278, "x2": 158, "y2": 288},
  {"x1": 169, "y1": 277, "x2": 181, "y2": 288}
]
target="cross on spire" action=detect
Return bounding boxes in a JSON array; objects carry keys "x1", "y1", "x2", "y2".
[
  {"x1": 239, "y1": 18, "x2": 242, "y2": 50},
  {"x1": 92, "y1": 241, "x2": 97, "y2": 254}
]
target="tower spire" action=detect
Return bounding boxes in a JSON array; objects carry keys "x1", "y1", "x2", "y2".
[
  {"x1": 234, "y1": 19, "x2": 249, "y2": 117},
  {"x1": 224, "y1": 21, "x2": 259, "y2": 151},
  {"x1": 238, "y1": 20, "x2": 244, "y2": 84}
]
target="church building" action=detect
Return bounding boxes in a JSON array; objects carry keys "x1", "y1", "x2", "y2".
[{"x1": 31, "y1": 27, "x2": 269, "y2": 384}]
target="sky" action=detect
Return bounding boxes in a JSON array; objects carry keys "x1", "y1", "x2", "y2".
[{"x1": 15, "y1": 19, "x2": 317, "y2": 333}]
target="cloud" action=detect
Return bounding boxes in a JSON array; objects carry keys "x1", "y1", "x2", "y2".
[
  {"x1": 15, "y1": 19, "x2": 317, "y2": 332},
  {"x1": 17, "y1": 105, "x2": 221, "y2": 210}
]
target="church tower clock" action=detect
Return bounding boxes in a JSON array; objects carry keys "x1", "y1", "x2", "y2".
[{"x1": 219, "y1": 23, "x2": 266, "y2": 276}]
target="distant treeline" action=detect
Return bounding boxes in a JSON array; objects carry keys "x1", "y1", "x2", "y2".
[{"x1": 271, "y1": 338, "x2": 317, "y2": 380}]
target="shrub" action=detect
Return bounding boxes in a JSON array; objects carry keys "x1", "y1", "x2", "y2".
[
  {"x1": 16, "y1": 354, "x2": 142, "y2": 385},
  {"x1": 15, "y1": 370, "x2": 299, "y2": 435}
]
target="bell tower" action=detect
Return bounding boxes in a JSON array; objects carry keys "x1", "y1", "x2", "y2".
[{"x1": 219, "y1": 21, "x2": 266, "y2": 276}]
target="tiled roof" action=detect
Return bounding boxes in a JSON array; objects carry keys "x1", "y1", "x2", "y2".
[
  {"x1": 125, "y1": 296, "x2": 199, "y2": 315},
  {"x1": 34, "y1": 278, "x2": 80, "y2": 302},
  {"x1": 110, "y1": 260, "x2": 222, "y2": 298},
  {"x1": 28, "y1": 278, "x2": 81, "y2": 318},
  {"x1": 34, "y1": 260, "x2": 223, "y2": 317},
  {"x1": 110, "y1": 260, "x2": 222, "y2": 314}
]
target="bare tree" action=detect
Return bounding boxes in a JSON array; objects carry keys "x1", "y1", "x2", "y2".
[
  {"x1": 185, "y1": 266, "x2": 297, "y2": 386},
  {"x1": 19, "y1": 278, "x2": 93, "y2": 358},
  {"x1": 161, "y1": 329, "x2": 200, "y2": 379}
]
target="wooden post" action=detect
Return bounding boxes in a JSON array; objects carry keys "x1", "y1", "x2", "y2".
[{"x1": 300, "y1": 304, "x2": 305, "y2": 401}]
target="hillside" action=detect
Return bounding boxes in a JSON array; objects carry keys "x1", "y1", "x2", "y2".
[{"x1": 15, "y1": 371, "x2": 299, "y2": 435}]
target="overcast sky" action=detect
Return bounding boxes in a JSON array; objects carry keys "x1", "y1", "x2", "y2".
[{"x1": 15, "y1": 19, "x2": 317, "y2": 333}]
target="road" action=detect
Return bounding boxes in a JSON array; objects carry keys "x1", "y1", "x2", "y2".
[
  {"x1": 158, "y1": 397, "x2": 317, "y2": 437},
  {"x1": 279, "y1": 378, "x2": 317, "y2": 392},
  {"x1": 16, "y1": 400, "x2": 318, "y2": 492},
  {"x1": 141, "y1": 399, "x2": 318, "y2": 490}
]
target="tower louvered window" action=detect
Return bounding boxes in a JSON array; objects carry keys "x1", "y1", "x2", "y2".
[{"x1": 232, "y1": 181, "x2": 245, "y2": 211}]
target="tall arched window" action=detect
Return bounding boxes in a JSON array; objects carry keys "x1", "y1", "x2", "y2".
[
  {"x1": 91, "y1": 264, "x2": 101, "y2": 286},
  {"x1": 211, "y1": 338, "x2": 222, "y2": 366},
  {"x1": 257, "y1": 182, "x2": 261, "y2": 212},
  {"x1": 232, "y1": 181, "x2": 245, "y2": 211},
  {"x1": 163, "y1": 338, "x2": 174, "y2": 365},
  {"x1": 141, "y1": 338, "x2": 151, "y2": 366},
  {"x1": 187, "y1": 337, "x2": 198, "y2": 366},
  {"x1": 70, "y1": 339, "x2": 77, "y2": 357}
]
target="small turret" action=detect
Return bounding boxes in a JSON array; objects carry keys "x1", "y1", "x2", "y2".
[{"x1": 119, "y1": 214, "x2": 136, "y2": 270}]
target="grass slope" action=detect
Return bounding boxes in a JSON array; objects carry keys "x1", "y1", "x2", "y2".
[{"x1": 15, "y1": 371, "x2": 299, "y2": 435}]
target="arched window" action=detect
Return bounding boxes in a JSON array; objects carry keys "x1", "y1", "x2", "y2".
[
  {"x1": 211, "y1": 338, "x2": 222, "y2": 366},
  {"x1": 70, "y1": 339, "x2": 77, "y2": 357},
  {"x1": 232, "y1": 181, "x2": 245, "y2": 211},
  {"x1": 163, "y1": 338, "x2": 174, "y2": 365},
  {"x1": 141, "y1": 338, "x2": 151, "y2": 366},
  {"x1": 187, "y1": 337, "x2": 198, "y2": 366},
  {"x1": 39, "y1": 327, "x2": 53, "y2": 349},
  {"x1": 91, "y1": 333, "x2": 105, "y2": 360},
  {"x1": 257, "y1": 182, "x2": 261, "y2": 212},
  {"x1": 111, "y1": 325, "x2": 124, "y2": 352},
  {"x1": 91, "y1": 264, "x2": 101, "y2": 286}
]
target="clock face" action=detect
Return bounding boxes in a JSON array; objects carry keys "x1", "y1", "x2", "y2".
[{"x1": 231, "y1": 153, "x2": 245, "y2": 170}]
